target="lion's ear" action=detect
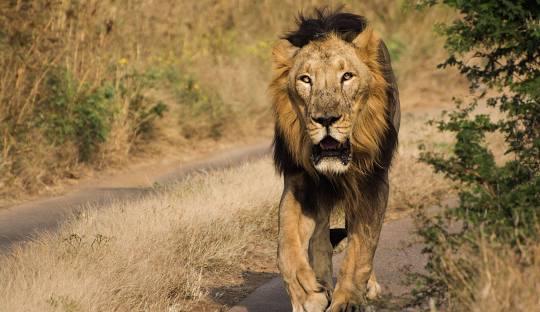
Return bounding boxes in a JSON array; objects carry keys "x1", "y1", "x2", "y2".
[
  {"x1": 352, "y1": 26, "x2": 379, "y2": 60},
  {"x1": 271, "y1": 39, "x2": 298, "y2": 73}
]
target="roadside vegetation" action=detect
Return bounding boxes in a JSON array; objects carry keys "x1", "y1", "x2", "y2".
[
  {"x1": 414, "y1": 1, "x2": 540, "y2": 311},
  {"x1": 0, "y1": 160, "x2": 281, "y2": 312},
  {"x1": 0, "y1": 0, "x2": 456, "y2": 201}
]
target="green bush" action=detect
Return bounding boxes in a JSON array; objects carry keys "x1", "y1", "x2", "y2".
[
  {"x1": 415, "y1": 0, "x2": 540, "y2": 308},
  {"x1": 36, "y1": 68, "x2": 167, "y2": 162},
  {"x1": 158, "y1": 67, "x2": 229, "y2": 139},
  {"x1": 119, "y1": 69, "x2": 168, "y2": 141},
  {"x1": 73, "y1": 86, "x2": 115, "y2": 161},
  {"x1": 36, "y1": 70, "x2": 115, "y2": 162}
]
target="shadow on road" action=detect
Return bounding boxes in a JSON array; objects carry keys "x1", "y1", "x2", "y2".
[{"x1": 211, "y1": 271, "x2": 279, "y2": 307}]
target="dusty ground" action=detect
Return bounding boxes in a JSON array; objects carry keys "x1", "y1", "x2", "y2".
[{"x1": 0, "y1": 142, "x2": 270, "y2": 251}]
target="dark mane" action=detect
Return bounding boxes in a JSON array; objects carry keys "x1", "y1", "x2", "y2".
[{"x1": 284, "y1": 8, "x2": 368, "y2": 48}]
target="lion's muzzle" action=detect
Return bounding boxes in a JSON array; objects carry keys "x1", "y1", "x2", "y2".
[{"x1": 311, "y1": 136, "x2": 352, "y2": 174}]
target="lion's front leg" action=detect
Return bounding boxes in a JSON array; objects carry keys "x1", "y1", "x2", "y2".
[
  {"x1": 279, "y1": 176, "x2": 330, "y2": 312},
  {"x1": 327, "y1": 231, "x2": 378, "y2": 311},
  {"x1": 309, "y1": 208, "x2": 333, "y2": 291},
  {"x1": 327, "y1": 186, "x2": 388, "y2": 312}
]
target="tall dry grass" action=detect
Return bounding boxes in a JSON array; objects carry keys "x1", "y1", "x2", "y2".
[
  {"x1": 0, "y1": 159, "x2": 281, "y2": 311},
  {"x1": 0, "y1": 1, "x2": 171, "y2": 196},
  {"x1": 0, "y1": 0, "x2": 457, "y2": 199},
  {"x1": 431, "y1": 233, "x2": 540, "y2": 312}
]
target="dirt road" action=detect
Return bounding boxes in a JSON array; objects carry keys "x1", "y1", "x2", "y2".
[
  {"x1": 0, "y1": 141, "x2": 432, "y2": 311},
  {"x1": 229, "y1": 216, "x2": 426, "y2": 312},
  {"x1": 0, "y1": 142, "x2": 271, "y2": 252}
]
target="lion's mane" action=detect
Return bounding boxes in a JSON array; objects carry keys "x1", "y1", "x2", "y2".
[{"x1": 270, "y1": 9, "x2": 400, "y2": 221}]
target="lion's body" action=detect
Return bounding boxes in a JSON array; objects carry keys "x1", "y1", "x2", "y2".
[{"x1": 270, "y1": 10, "x2": 400, "y2": 312}]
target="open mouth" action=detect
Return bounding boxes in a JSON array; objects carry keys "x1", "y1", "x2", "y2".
[{"x1": 311, "y1": 136, "x2": 351, "y2": 165}]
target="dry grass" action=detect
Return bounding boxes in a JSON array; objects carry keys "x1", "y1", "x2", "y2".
[
  {"x1": 0, "y1": 159, "x2": 281, "y2": 312},
  {"x1": 0, "y1": 0, "x2": 458, "y2": 200},
  {"x1": 465, "y1": 243, "x2": 540, "y2": 312},
  {"x1": 433, "y1": 233, "x2": 540, "y2": 312},
  {"x1": 0, "y1": 1, "x2": 175, "y2": 197},
  {"x1": 0, "y1": 119, "x2": 456, "y2": 312}
]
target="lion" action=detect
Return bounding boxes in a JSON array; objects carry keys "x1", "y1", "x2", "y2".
[{"x1": 270, "y1": 9, "x2": 400, "y2": 312}]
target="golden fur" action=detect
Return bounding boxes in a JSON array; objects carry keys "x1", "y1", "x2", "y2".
[
  {"x1": 271, "y1": 28, "x2": 389, "y2": 177},
  {"x1": 270, "y1": 11, "x2": 400, "y2": 312}
]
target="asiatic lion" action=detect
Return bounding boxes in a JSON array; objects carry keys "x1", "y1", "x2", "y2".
[{"x1": 270, "y1": 9, "x2": 400, "y2": 312}]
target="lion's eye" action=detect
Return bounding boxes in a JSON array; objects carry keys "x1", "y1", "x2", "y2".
[
  {"x1": 341, "y1": 72, "x2": 354, "y2": 82},
  {"x1": 299, "y1": 75, "x2": 312, "y2": 84}
]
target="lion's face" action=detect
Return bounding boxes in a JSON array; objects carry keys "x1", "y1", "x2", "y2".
[{"x1": 288, "y1": 35, "x2": 372, "y2": 174}]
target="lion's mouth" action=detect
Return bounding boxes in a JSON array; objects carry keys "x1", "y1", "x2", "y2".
[{"x1": 311, "y1": 136, "x2": 351, "y2": 165}]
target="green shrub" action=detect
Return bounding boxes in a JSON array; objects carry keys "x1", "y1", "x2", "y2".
[
  {"x1": 38, "y1": 70, "x2": 115, "y2": 161},
  {"x1": 36, "y1": 68, "x2": 168, "y2": 162},
  {"x1": 119, "y1": 69, "x2": 168, "y2": 141},
  {"x1": 0, "y1": 64, "x2": 167, "y2": 194},
  {"x1": 73, "y1": 86, "x2": 115, "y2": 161},
  {"x1": 158, "y1": 67, "x2": 229, "y2": 139},
  {"x1": 386, "y1": 37, "x2": 406, "y2": 62},
  {"x1": 415, "y1": 0, "x2": 540, "y2": 308}
]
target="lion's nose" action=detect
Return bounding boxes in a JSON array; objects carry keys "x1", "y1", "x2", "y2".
[{"x1": 312, "y1": 115, "x2": 342, "y2": 127}]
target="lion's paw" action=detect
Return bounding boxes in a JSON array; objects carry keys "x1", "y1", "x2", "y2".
[
  {"x1": 326, "y1": 302, "x2": 375, "y2": 312},
  {"x1": 302, "y1": 290, "x2": 330, "y2": 312},
  {"x1": 366, "y1": 277, "x2": 381, "y2": 300},
  {"x1": 326, "y1": 287, "x2": 374, "y2": 312},
  {"x1": 286, "y1": 267, "x2": 330, "y2": 312}
]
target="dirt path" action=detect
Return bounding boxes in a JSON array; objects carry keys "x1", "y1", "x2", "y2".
[
  {"x1": 0, "y1": 141, "x2": 271, "y2": 252},
  {"x1": 229, "y1": 216, "x2": 426, "y2": 312},
  {"x1": 0, "y1": 138, "x2": 441, "y2": 310}
]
